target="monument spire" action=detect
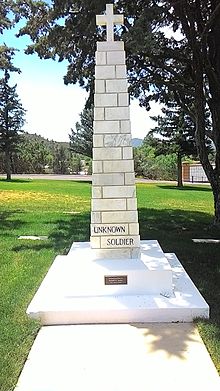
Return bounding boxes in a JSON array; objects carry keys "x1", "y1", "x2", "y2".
[
  {"x1": 96, "y1": 3, "x2": 124, "y2": 42},
  {"x1": 91, "y1": 4, "x2": 140, "y2": 259}
]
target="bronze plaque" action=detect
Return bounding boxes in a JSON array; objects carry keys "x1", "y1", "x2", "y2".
[{"x1": 104, "y1": 275, "x2": 128, "y2": 285}]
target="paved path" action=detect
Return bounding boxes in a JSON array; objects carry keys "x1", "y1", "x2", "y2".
[{"x1": 15, "y1": 323, "x2": 220, "y2": 391}]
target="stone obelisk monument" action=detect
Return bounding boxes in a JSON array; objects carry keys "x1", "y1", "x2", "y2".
[{"x1": 90, "y1": 3, "x2": 140, "y2": 260}]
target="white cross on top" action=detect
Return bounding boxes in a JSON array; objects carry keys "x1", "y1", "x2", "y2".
[{"x1": 96, "y1": 4, "x2": 124, "y2": 42}]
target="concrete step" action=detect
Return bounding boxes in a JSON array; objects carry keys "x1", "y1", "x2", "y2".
[{"x1": 15, "y1": 324, "x2": 220, "y2": 391}]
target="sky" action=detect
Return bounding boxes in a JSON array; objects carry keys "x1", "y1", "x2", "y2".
[{"x1": 1, "y1": 20, "x2": 162, "y2": 143}]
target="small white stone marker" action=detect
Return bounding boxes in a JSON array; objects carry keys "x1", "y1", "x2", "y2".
[
  {"x1": 18, "y1": 235, "x2": 48, "y2": 240},
  {"x1": 91, "y1": 4, "x2": 140, "y2": 259},
  {"x1": 192, "y1": 239, "x2": 220, "y2": 243},
  {"x1": 96, "y1": 4, "x2": 124, "y2": 42}
]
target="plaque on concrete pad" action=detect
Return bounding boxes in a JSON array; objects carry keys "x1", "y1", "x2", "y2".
[
  {"x1": 91, "y1": 3, "x2": 140, "y2": 259},
  {"x1": 104, "y1": 275, "x2": 128, "y2": 285}
]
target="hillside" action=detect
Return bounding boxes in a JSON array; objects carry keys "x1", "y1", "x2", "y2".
[
  {"x1": 23, "y1": 132, "x2": 69, "y2": 149},
  {"x1": 24, "y1": 132, "x2": 143, "y2": 149}
]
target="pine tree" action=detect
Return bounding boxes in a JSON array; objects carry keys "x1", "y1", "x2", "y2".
[
  {"x1": 69, "y1": 106, "x2": 93, "y2": 158},
  {"x1": 149, "y1": 103, "x2": 198, "y2": 187},
  {"x1": 0, "y1": 70, "x2": 25, "y2": 180}
]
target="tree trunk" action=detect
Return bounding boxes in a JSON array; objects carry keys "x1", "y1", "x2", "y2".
[
  {"x1": 212, "y1": 182, "x2": 220, "y2": 225},
  {"x1": 5, "y1": 150, "x2": 11, "y2": 181},
  {"x1": 177, "y1": 152, "x2": 183, "y2": 187}
]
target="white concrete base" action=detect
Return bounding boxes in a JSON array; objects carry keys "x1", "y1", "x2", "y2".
[
  {"x1": 68, "y1": 240, "x2": 173, "y2": 296},
  {"x1": 15, "y1": 324, "x2": 220, "y2": 391},
  {"x1": 27, "y1": 240, "x2": 209, "y2": 324}
]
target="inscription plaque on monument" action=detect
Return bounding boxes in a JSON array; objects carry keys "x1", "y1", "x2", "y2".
[{"x1": 104, "y1": 275, "x2": 128, "y2": 285}]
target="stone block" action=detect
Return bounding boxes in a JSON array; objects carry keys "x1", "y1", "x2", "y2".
[
  {"x1": 120, "y1": 120, "x2": 131, "y2": 133},
  {"x1": 92, "y1": 161, "x2": 103, "y2": 174},
  {"x1": 94, "y1": 93, "x2": 117, "y2": 107},
  {"x1": 91, "y1": 211, "x2": 101, "y2": 223},
  {"x1": 100, "y1": 235, "x2": 140, "y2": 248},
  {"x1": 91, "y1": 223, "x2": 129, "y2": 236},
  {"x1": 94, "y1": 120, "x2": 120, "y2": 134},
  {"x1": 104, "y1": 134, "x2": 131, "y2": 147},
  {"x1": 116, "y1": 65, "x2": 127, "y2": 79},
  {"x1": 92, "y1": 173, "x2": 124, "y2": 186},
  {"x1": 90, "y1": 236, "x2": 101, "y2": 249},
  {"x1": 118, "y1": 93, "x2": 129, "y2": 106},
  {"x1": 97, "y1": 41, "x2": 124, "y2": 52},
  {"x1": 94, "y1": 108, "x2": 104, "y2": 121},
  {"x1": 125, "y1": 172, "x2": 135, "y2": 185},
  {"x1": 92, "y1": 198, "x2": 126, "y2": 211},
  {"x1": 99, "y1": 247, "x2": 140, "y2": 259},
  {"x1": 95, "y1": 65, "x2": 115, "y2": 80},
  {"x1": 95, "y1": 80, "x2": 105, "y2": 93},
  {"x1": 127, "y1": 198, "x2": 137, "y2": 210},
  {"x1": 102, "y1": 185, "x2": 136, "y2": 199},
  {"x1": 106, "y1": 79, "x2": 127, "y2": 93},
  {"x1": 102, "y1": 210, "x2": 138, "y2": 224},
  {"x1": 92, "y1": 187, "x2": 102, "y2": 199},
  {"x1": 93, "y1": 134, "x2": 103, "y2": 147},
  {"x1": 95, "y1": 51, "x2": 106, "y2": 65},
  {"x1": 107, "y1": 51, "x2": 125, "y2": 65},
  {"x1": 129, "y1": 223, "x2": 140, "y2": 235},
  {"x1": 123, "y1": 147, "x2": 133, "y2": 159},
  {"x1": 105, "y1": 107, "x2": 130, "y2": 120},
  {"x1": 103, "y1": 160, "x2": 134, "y2": 173},
  {"x1": 93, "y1": 147, "x2": 121, "y2": 160}
]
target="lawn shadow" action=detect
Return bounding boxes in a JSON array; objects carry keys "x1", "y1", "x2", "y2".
[
  {"x1": 157, "y1": 184, "x2": 211, "y2": 192},
  {"x1": 48, "y1": 212, "x2": 90, "y2": 252},
  {"x1": 12, "y1": 242, "x2": 53, "y2": 252},
  {"x1": 0, "y1": 178, "x2": 32, "y2": 183},
  {"x1": 138, "y1": 206, "x2": 215, "y2": 239},
  {"x1": 0, "y1": 210, "x2": 26, "y2": 231},
  {"x1": 12, "y1": 211, "x2": 90, "y2": 254},
  {"x1": 69, "y1": 180, "x2": 92, "y2": 184}
]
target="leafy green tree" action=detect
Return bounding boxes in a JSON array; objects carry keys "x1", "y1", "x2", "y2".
[
  {"x1": 69, "y1": 106, "x2": 93, "y2": 157},
  {"x1": 0, "y1": 69, "x2": 25, "y2": 180},
  {"x1": 134, "y1": 143, "x2": 177, "y2": 181}
]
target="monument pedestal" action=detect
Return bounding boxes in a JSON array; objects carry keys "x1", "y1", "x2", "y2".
[{"x1": 27, "y1": 240, "x2": 209, "y2": 324}]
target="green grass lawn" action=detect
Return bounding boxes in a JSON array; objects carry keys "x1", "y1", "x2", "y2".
[{"x1": 0, "y1": 178, "x2": 220, "y2": 390}]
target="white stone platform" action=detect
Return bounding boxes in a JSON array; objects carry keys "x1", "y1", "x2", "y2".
[
  {"x1": 15, "y1": 324, "x2": 220, "y2": 391},
  {"x1": 27, "y1": 240, "x2": 209, "y2": 324}
]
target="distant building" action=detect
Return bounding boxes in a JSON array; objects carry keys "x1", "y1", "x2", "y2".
[{"x1": 182, "y1": 162, "x2": 210, "y2": 183}]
